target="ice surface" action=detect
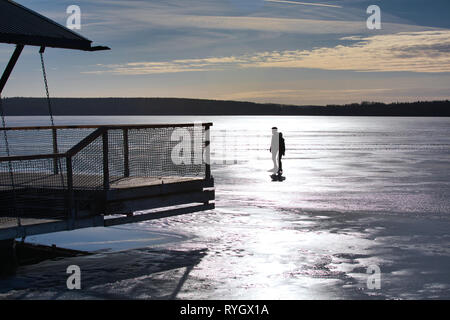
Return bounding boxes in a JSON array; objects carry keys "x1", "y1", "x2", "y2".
[{"x1": 1, "y1": 116, "x2": 449, "y2": 299}]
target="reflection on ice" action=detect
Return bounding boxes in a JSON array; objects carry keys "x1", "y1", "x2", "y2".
[{"x1": 2, "y1": 116, "x2": 450, "y2": 299}]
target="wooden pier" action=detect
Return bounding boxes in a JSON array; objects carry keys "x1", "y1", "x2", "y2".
[
  {"x1": 0, "y1": 123, "x2": 214, "y2": 241},
  {"x1": 0, "y1": 1, "x2": 217, "y2": 274}
]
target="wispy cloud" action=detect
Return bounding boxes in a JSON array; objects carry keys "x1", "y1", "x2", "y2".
[
  {"x1": 265, "y1": 0, "x2": 342, "y2": 9},
  {"x1": 98, "y1": 11, "x2": 430, "y2": 36},
  {"x1": 86, "y1": 31, "x2": 450, "y2": 75},
  {"x1": 244, "y1": 31, "x2": 450, "y2": 73},
  {"x1": 64, "y1": 0, "x2": 431, "y2": 39},
  {"x1": 89, "y1": 57, "x2": 243, "y2": 75}
]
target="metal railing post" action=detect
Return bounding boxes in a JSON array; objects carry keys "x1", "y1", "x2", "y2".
[
  {"x1": 102, "y1": 129, "x2": 110, "y2": 190},
  {"x1": 123, "y1": 128, "x2": 130, "y2": 178},
  {"x1": 52, "y1": 127, "x2": 59, "y2": 174},
  {"x1": 204, "y1": 124, "x2": 211, "y2": 179}
]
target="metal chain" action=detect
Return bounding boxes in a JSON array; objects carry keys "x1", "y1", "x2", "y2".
[
  {"x1": 0, "y1": 95, "x2": 20, "y2": 226},
  {"x1": 0, "y1": 50, "x2": 68, "y2": 229},
  {"x1": 39, "y1": 51, "x2": 56, "y2": 126},
  {"x1": 39, "y1": 50, "x2": 65, "y2": 189}
]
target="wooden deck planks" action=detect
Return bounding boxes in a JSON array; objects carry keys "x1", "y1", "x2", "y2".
[
  {"x1": 0, "y1": 171, "x2": 204, "y2": 190},
  {"x1": 0, "y1": 217, "x2": 60, "y2": 230}
]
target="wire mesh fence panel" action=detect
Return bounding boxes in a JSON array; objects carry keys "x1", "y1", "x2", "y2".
[
  {"x1": 128, "y1": 126, "x2": 205, "y2": 178},
  {"x1": 108, "y1": 129, "x2": 125, "y2": 182},
  {"x1": 56, "y1": 128, "x2": 96, "y2": 153},
  {"x1": 0, "y1": 157, "x2": 68, "y2": 219},
  {"x1": 71, "y1": 134, "x2": 104, "y2": 189},
  {"x1": 129, "y1": 127, "x2": 164, "y2": 177},
  {"x1": 0, "y1": 158, "x2": 67, "y2": 189},
  {"x1": 0, "y1": 128, "x2": 95, "y2": 156},
  {"x1": 0, "y1": 129, "x2": 53, "y2": 156},
  {"x1": 0, "y1": 123, "x2": 211, "y2": 226}
]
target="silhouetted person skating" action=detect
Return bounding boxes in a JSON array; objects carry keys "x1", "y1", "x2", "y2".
[{"x1": 270, "y1": 127, "x2": 285, "y2": 174}]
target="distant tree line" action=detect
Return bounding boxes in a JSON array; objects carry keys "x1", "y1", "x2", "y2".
[{"x1": 1, "y1": 97, "x2": 449, "y2": 116}]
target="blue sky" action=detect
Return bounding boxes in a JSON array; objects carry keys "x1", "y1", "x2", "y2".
[{"x1": 1, "y1": 0, "x2": 450, "y2": 105}]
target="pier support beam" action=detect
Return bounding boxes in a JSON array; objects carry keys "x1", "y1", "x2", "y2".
[
  {"x1": 0, "y1": 239, "x2": 18, "y2": 275},
  {"x1": 0, "y1": 45, "x2": 24, "y2": 95}
]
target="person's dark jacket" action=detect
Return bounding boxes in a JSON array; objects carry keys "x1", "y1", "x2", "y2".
[{"x1": 279, "y1": 135, "x2": 285, "y2": 156}]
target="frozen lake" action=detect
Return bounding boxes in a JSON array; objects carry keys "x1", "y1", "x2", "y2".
[{"x1": 1, "y1": 116, "x2": 450, "y2": 299}]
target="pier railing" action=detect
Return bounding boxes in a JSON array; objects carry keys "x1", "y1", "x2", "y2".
[{"x1": 0, "y1": 123, "x2": 212, "y2": 221}]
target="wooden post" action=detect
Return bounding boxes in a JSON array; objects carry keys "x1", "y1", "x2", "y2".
[
  {"x1": 52, "y1": 128, "x2": 59, "y2": 174},
  {"x1": 204, "y1": 124, "x2": 211, "y2": 179},
  {"x1": 102, "y1": 130, "x2": 110, "y2": 190},
  {"x1": 123, "y1": 128, "x2": 129, "y2": 177}
]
